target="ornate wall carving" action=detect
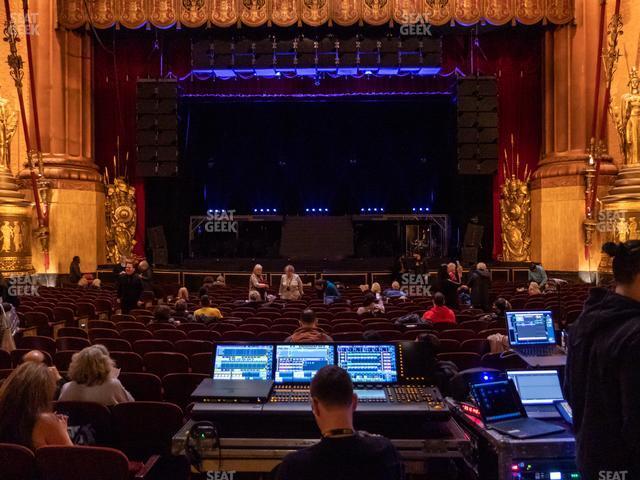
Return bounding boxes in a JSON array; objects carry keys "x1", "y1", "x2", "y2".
[{"x1": 58, "y1": 0, "x2": 573, "y2": 28}]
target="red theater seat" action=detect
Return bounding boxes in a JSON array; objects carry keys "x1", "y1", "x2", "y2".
[
  {"x1": 144, "y1": 352, "x2": 189, "y2": 377},
  {"x1": 162, "y1": 373, "x2": 208, "y2": 410},
  {"x1": 93, "y1": 338, "x2": 132, "y2": 352},
  {"x1": 110, "y1": 351, "x2": 144, "y2": 373},
  {"x1": 36, "y1": 445, "x2": 157, "y2": 480},
  {"x1": 133, "y1": 340, "x2": 174, "y2": 356},
  {"x1": 118, "y1": 372, "x2": 163, "y2": 402},
  {"x1": 0, "y1": 443, "x2": 35, "y2": 480}
]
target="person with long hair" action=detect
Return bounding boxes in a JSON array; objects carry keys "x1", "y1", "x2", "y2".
[
  {"x1": 249, "y1": 264, "x2": 269, "y2": 301},
  {"x1": 565, "y1": 241, "x2": 640, "y2": 478},
  {"x1": 0, "y1": 362, "x2": 72, "y2": 449}
]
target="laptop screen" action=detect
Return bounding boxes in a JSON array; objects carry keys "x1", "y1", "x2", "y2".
[
  {"x1": 506, "y1": 310, "x2": 556, "y2": 346},
  {"x1": 213, "y1": 344, "x2": 274, "y2": 381},
  {"x1": 471, "y1": 380, "x2": 524, "y2": 422},
  {"x1": 506, "y1": 370, "x2": 564, "y2": 405},
  {"x1": 337, "y1": 344, "x2": 398, "y2": 383},
  {"x1": 274, "y1": 344, "x2": 334, "y2": 384}
]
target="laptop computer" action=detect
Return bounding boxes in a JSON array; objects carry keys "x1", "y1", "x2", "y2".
[
  {"x1": 506, "y1": 310, "x2": 566, "y2": 367},
  {"x1": 506, "y1": 370, "x2": 563, "y2": 419},
  {"x1": 470, "y1": 380, "x2": 565, "y2": 439}
]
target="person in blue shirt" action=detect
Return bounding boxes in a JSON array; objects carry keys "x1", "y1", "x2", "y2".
[
  {"x1": 315, "y1": 279, "x2": 340, "y2": 304},
  {"x1": 528, "y1": 262, "x2": 548, "y2": 288}
]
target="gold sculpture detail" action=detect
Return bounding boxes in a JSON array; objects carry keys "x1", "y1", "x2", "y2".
[
  {"x1": 500, "y1": 138, "x2": 531, "y2": 262},
  {"x1": 105, "y1": 177, "x2": 137, "y2": 263},
  {"x1": 0, "y1": 94, "x2": 34, "y2": 275},
  {"x1": 612, "y1": 66, "x2": 640, "y2": 166}
]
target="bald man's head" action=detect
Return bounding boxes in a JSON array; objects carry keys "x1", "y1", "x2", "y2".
[{"x1": 22, "y1": 350, "x2": 46, "y2": 364}]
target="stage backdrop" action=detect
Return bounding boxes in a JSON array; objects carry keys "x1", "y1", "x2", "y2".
[{"x1": 93, "y1": 28, "x2": 542, "y2": 261}]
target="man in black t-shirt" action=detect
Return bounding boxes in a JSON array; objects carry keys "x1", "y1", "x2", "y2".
[{"x1": 276, "y1": 365, "x2": 403, "y2": 480}]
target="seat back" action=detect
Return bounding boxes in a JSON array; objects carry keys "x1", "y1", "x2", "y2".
[
  {"x1": 109, "y1": 351, "x2": 144, "y2": 372},
  {"x1": 111, "y1": 401, "x2": 183, "y2": 460},
  {"x1": 144, "y1": 352, "x2": 189, "y2": 377},
  {"x1": 53, "y1": 401, "x2": 113, "y2": 446},
  {"x1": 36, "y1": 446, "x2": 129, "y2": 480},
  {"x1": 118, "y1": 372, "x2": 162, "y2": 401},
  {"x1": 162, "y1": 373, "x2": 208, "y2": 410},
  {"x1": 0, "y1": 443, "x2": 35, "y2": 480}
]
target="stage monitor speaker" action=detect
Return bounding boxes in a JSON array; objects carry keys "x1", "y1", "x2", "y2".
[
  {"x1": 136, "y1": 79, "x2": 178, "y2": 177},
  {"x1": 147, "y1": 226, "x2": 169, "y2": 266},
  {"x1": 457, "y1": 76, "x2": 498, "y2": 175}
]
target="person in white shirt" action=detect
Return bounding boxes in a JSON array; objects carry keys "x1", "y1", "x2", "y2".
[
  {"x1": 58, "y1": 345, "x2": 134, "y2": 406},
  {"x1": 279, "y1": 265, "x2": 304, "y2": 301}
]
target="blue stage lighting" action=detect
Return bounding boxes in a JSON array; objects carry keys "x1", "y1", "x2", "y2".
[
  {"x1": 312, "y1": 208, "x2": 316, "y2": 212},
  {"x1": 426, "y1": 207, "x2": 430, "y2": 212},
  {"x1": 381, "y1": 208, "x2": 384, "y2": 212},
  {"x1": 305, "y1": 208, "x2": 309, "y2": 213},
  {"x1": 324, "y1": 208, "x2": 329, "y2": 212},
  {"x1": 274, "y1": 208, "x2": 277, "y2": 213},
  {"x1": 412, "y1": 208, "x2": 416, "y2": 212}
]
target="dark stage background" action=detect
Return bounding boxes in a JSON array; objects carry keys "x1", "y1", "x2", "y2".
[
  {"x1": 93, "y1": 27, "x2": 542, "y2": 264},
  {"x1": 184, "y1": 97, "x2": 457, "y2": 215}
]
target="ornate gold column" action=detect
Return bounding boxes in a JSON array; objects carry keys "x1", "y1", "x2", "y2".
[
  {"x1": 531, "y1": 0, "x2": 617, "y2": 273},
  {"x1": 17, "y1": 0, "x2": 105, "y2": 274},
  {"x1": 0, "y1": 94, "x2": 33, "y2": 275}
]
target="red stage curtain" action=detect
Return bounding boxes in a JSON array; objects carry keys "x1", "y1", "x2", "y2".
[{"x1": 93, "y1": 29, "x2": 542, "y2": 261}]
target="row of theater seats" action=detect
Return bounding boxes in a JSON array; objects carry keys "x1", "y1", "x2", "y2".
[{"x1": 0, "y1": 400, "x2": 189, "y2": 480}]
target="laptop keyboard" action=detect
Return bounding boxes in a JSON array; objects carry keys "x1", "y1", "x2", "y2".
[{"x1": 519, "y1": 345, "x2": 557, "y2": 356}]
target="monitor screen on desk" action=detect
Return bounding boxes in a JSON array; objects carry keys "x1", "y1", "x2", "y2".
[
  {"x1": 275, "y1": 344, "x2": 335, "y2": 383},
  {"x1": 337, "y1": 344, "x2": 398, "y2": 383},
  {"x1": 506, "y1": 310, "x2": 556, "y2": 346},
  {"x1": 213, "y1": 344, "x2": 274, "y2": 381}
]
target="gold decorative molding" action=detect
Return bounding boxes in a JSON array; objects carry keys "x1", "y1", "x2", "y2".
[{"x1": 57, "y1": 0, "x2": 573, "y2": 28}]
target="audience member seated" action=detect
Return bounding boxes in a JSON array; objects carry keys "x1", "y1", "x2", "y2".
[
  {"x1": 362, "y1": 330, "x2": 383, "y2": 341},
  {"x1": 415, "y1": 334, "x2": 458, "y2": 395},
  {"x1": 357, "y1": 293, "x2": 385, "y2": 315},
  {"x1": 276, "y1": 365, "x2": 403, "y2": 480},
  {"x1": 421, "y1": 293, "x2": 456, "y2": 324},
  {"x1": 457, "y1": 286, "x2": 471, "y2": 307},
  {"x1": 0, "y1": 362, "x2": 73, "y2": 449},
  {"x1": 213, "y1": 275, "x2": 226, "y2": 287},
  {"x1": 279, "y1": 264, "x2": 304, "y2": 301},
  {"x1": 467, "y1": 262, "x2": 491, "y2": 311},
  {"x1": 58, "y1": 345, "x2": 134, "y2": 406},
  {"x1": 528, "y1": 281, "x2": 542, "y2": 296},
  {"x1": 193, "y1": 295, "x2": 223, "y2": 323},
  {"x1": 383, "y1": 281, "x2": 406, "y2": 300},
  {"x1": 479, "y1": 298, "x2": 512, "y2": 326},
  {"x1": 172, "y1": 299, "x2": 194, "y2": 323},
  {"x1": 286, "y1": 309, "x2": 333, "y2": 343},
  {"x1": 23, "y1": 350, "x2": 66, "y2": 399},
  {"x1": 176, "y1": 287, "x2": 189, "y2": 302},
  {"x1": 528, "y1": 262, "x2": 548, "y2": 288},
  {"x1": 153, "y1": 305, "x2": 180, "y2": 325},
  {"x1": 202, "y1": 276, "x2": 215, "y2": 290},
  {"x1": 370, "y1": 283, "x2": 383, "y2": 302}
]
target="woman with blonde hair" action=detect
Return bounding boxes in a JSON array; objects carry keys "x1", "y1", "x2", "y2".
[
  {"x1": 279, "y1": 264, "x2": 304, "y2": 301},
  {"x1": 177, "y1": 286, "x2": 189, "y2": 302},
  {"x1": 0, "y1": 362, "x2": 72, "y2": 449},
  {"x1": 58, "y1": 345, "x2": 133, "y2": 406},
  {"x1": 249, "y1": 264, "x2": 269, "y2": 301}
]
